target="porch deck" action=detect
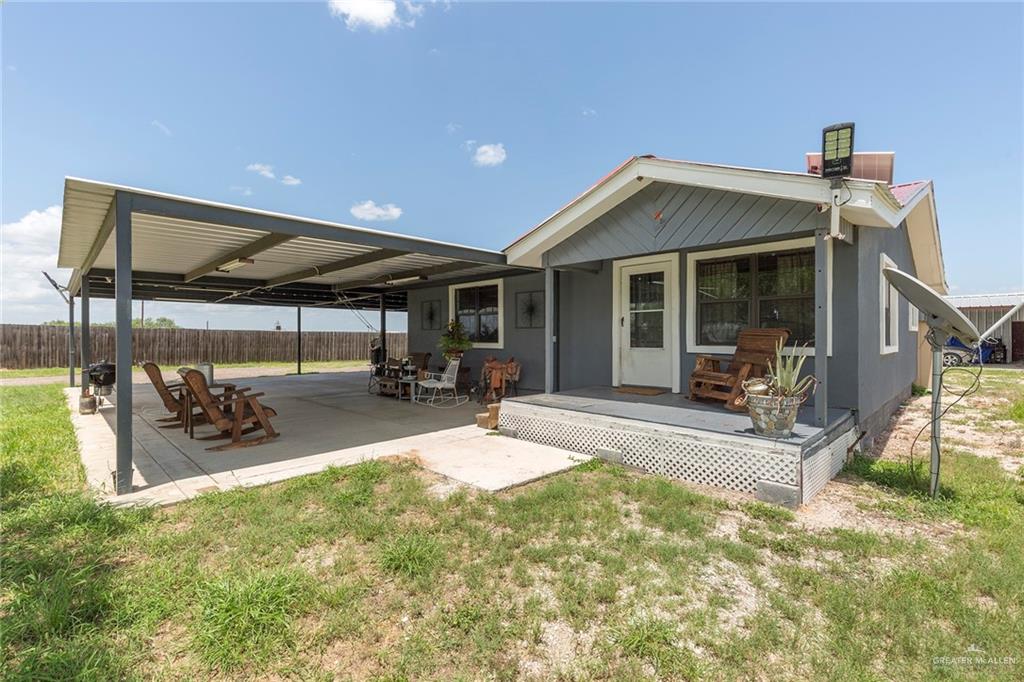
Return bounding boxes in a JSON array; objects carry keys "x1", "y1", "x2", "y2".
[
  {"x1": 67, "y1": 371, "x2": 589, "y2": 506},
  {"x1": 499, "y1": 387, "x2": 859, "y2": 505}
]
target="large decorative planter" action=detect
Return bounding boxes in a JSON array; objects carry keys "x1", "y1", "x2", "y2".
[{"x1": 745, "y1": 393, "x2": 804, "y2": 438}]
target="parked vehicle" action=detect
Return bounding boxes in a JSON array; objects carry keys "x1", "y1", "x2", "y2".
[{"x1": 945, "y1": 336, "x2": 1007, "y2": 365}]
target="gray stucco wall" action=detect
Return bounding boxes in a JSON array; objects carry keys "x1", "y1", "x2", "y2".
[
  {"x1": 557, "y1": 265, "x2": 613, "y2": 390},
  {"x1": 406, "y1": 210, "x2": 919, "y2": 433},
  {"x1": 406, "y1": 271, "x2": 547, "y2": 391},
  {"x1": 854, "y1": 221, "x2": 919, "y2": 425}
]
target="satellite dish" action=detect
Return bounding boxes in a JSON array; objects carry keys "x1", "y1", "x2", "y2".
[
  {"x1": 883, "y1": 267, "x2": 979, "y2": 345},
  {"x1": 881, "y1": 266, "x2": 981, "y2": 499}
]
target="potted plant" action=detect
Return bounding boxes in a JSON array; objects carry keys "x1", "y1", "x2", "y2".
[
  {"x1": 741, "y1": 340, "x2": 817, "y2": 438},
  {"x1": 439, "y1": 319, "x2": 473, "y2": 360}
]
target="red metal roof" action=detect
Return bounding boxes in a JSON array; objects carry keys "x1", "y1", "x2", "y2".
[{"x1": 889, "y1": 181, "x2": 929, "y2": 206}]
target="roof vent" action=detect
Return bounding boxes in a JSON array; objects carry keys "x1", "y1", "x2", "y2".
[{"x1": 805, "y1": 151, "x2": 895, "y2": 183}]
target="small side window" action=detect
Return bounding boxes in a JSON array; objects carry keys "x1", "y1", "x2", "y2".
[{"x1": 880, "y1": 254, "x2": 899, "y2": 354}]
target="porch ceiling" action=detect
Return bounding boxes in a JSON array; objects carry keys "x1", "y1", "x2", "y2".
[{"x1": 58, "y1": 177, "x2": 529, "y2": 310}]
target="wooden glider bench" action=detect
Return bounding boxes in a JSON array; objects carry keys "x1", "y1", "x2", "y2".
[
  {"x1": 688, "y1": 328, "x2": 790, "y2": 411},
  {"x1": 182, "y1": 369, "x2": 280, "y2": 451}
]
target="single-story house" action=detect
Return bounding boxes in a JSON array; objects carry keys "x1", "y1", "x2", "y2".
[
  {"x1": 57, "y1": 149, "x2": 947, "y2": 505},
  {"x1": 409, "y1": 153, "x2": 945, "y2": 448}
]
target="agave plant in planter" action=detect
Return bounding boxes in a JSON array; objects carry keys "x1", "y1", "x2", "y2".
[{"x1": 742, "y1": 340, "x2": 817, "y2": 438}]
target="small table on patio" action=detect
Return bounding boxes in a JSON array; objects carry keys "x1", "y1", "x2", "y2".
[
  {"x1": 397, "y1": 375, "x2": 419, "y2": 401},
  {"x1": 181, "y1": 381, "x2": 236, "y2": 438}
]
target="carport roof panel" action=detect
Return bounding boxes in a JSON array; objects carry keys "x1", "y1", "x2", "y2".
[{"x1": 58, "y1": 177, "x2": 507, "y2": 274}]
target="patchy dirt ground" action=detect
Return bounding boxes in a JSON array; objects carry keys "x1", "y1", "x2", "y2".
[{"x1": 872, "y1": 368, "x2": 1024, "y2": 474}]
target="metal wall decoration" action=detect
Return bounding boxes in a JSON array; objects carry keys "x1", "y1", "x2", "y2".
[
  {"x1": 421, "y1": 299, "x2": 442, "y2": 330},
  {"x1": 515, "y1": 291, "x2": 545, "y2": 329}
]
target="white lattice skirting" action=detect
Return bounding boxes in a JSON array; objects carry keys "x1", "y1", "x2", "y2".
[
  {"x1": 801, "y1": 426, "x2": 858, "y2": 503},
  {"x1": 499, "y1": 401, "x2": 800, "y2": 493}
]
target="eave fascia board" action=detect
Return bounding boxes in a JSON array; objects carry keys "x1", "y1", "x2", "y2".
[
  {"x1": 503, "y1": 157, "x2": 909, "y2": 268},
  {"x1": 62, "y1": 178, "x2": 506, "y2": 266},
  {"x1": 505, "y1": 158, "x2": 649, "y2": 268},
  {"x1": 67, "y1": 195, "x2": 116, "y2": 296},
  {"x1": 903, "y1": 186, "x2": 948, "y2": 294},
  {"x1": 638, "y1": 157, "x2": 835, "y2": 204},
  {"x1": 643, "y1": 158, "x2": 904, "y2": 227}
]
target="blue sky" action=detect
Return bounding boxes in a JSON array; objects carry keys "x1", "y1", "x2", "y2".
[{"x1": 3, "y1": 1, "x2": 1022, "y2": 332}]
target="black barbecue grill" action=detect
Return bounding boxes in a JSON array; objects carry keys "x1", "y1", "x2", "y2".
[{"x1": 86, "y1": 361, "x2": 116, "y2": 397}]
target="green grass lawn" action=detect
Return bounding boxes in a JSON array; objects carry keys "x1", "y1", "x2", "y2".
[
  {"x1": 2, "y1": 376, "x2": 1022, "y2": 680},
  {"x1": 0, "y1": 359, "x2": 365, "y2": 380}
]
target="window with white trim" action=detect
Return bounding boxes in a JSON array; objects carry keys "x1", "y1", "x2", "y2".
[
  {"x1": 880, "y1": 254, "x2": 899, "y2": 354},
  {"x1": 695, "y1": 247, "x2": 815, "y2": 346},
  {"x1": 449, "y1": 279, "x2": 503, "y2": 348},
  {"x1": 908, "y1": 302, "x2": 919, "y2": 333}
]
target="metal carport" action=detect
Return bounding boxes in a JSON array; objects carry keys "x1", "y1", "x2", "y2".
[{"x1": 57, "y1": 178, "x2": 529, "y2": 494}]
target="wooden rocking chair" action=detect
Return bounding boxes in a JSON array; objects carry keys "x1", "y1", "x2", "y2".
[
  {"x1": 688, "y1": 328, "x2": 790, "y2": 411},
  {"x1": 142, "y1": 362, "x2": 196, "y2": 428},
  {"x1": 182, "y1": 370, "x2": 280, "y2": 451}
]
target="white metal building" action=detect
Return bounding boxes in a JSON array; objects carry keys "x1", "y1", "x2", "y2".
[{"x1": 947, "y1": 292, "x2": 1024, "y2": 362}]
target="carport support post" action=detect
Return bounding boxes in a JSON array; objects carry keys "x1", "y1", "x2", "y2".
[
  {"x1": 80, "y1": 276, "x2": 91, "y2": 392},
  {"x1": 296, "y1": 306, "x2": 302, "y2": 375},
  {"x1": 379, "y1": 295, "x2": 387, "y2": 360},
  {"x1": 544, "y1": 264, "x2": 559, "y2": 394},
  {"x1": 67, "y1": 294, "x2": 76, "y2": 387},
  {"x1": 814, "y1": 226, "x2": 828, "y2": 427},
  {"x1": 114, "y1": 193, "x2": 134, "y2": 495}
]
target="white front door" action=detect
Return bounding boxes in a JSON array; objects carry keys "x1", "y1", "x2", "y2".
[{"x1": 618, "y1": 261, "x2": 674, "y2": 387}]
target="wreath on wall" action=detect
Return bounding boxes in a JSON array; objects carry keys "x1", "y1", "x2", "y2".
[{"x1": 515, "y1": 291, "x2": 544, "y2": 329}]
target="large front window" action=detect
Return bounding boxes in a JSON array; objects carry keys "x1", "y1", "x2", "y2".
[
  {"x1": 696, "y1": 247, "x2": 815, "y2": 345},
  {"x1": 453, "y1": 283, "x2": 501, "y2": 345}
]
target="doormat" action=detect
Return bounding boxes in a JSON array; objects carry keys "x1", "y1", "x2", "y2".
[{"x1": 615, "y1": 386, "x2": 667, "y2": 396}]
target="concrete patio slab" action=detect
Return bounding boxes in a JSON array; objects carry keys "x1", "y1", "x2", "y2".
[{"x1": 66, "y1": 371, "x2": 587, "y2": 506}]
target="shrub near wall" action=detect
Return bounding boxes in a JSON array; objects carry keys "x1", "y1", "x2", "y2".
[{"x1": 0, "y1": 325, "x2": 408, "y2": 369}]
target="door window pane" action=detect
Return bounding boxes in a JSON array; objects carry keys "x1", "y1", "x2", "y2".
[
  {"x1": 629, "y1": 272, "x2": 665, "y2": 311},
  {"x1": 630, "y1": 311, "x2": 664, "y2": 348}
]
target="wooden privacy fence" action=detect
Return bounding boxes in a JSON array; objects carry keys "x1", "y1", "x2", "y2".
[{"x1": 0, "y1": 325, "x2": 408, "y2": 369}]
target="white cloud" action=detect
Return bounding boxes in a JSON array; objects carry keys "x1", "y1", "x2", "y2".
[
  {"x1": 328, "y1": 0, "x2": 401, "y2": 31},
  {"x1": 151, "y1": 119, "x2": 172, "y2": 136},
  {"x1": 472, "y1": 143, "x2": 507, "y2": 167},
  {"x1": 246, "y1": 162, "x2": 275, "y2": 179},
  {"x1": 350, "y1": 200, "x2": 403, "y2": 221},
  {"x1": 461, "y1": 138, "x2": 477, "y2": 151},
  {"x1": 403, "y1": 1, "x2": 425, "y2": 18},
  {"x1": 445, "y1": 122, "x2": 461, "y2": 135},
  {"x1": 582, "y1": 108, "x2": 597, "y2": 117},
  {"x1": 281, "y1": 175, "x2": 302, "y2": 186},
  {"x1": 0, "y1": 206, "x2": 73, "y2": 321},
  {"x1": 230, "y1": 185, "x2": 254, "y2": 196}
]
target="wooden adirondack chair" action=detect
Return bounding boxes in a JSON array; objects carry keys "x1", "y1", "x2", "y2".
[
  {"x1": 688, "y1": 328, "x2": 790, "y2": 410},
  {"x1": 142, "y1": 362, "x2": 195, "y2": 428},
  {"x1": 181, "y1": 369, "x2": 279, "y2": 451}
]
